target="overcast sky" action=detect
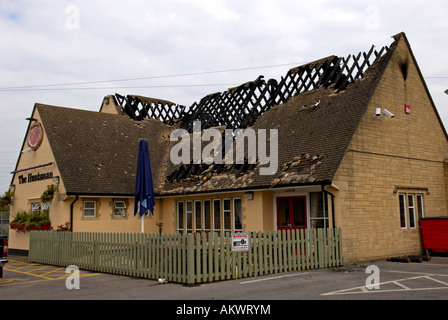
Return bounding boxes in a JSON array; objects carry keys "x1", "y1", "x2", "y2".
[{"x1": 1, "y1": 0, "x2": 448, "y2": 193}]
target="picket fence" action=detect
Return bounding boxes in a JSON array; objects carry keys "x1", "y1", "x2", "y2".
[{"x1": 29, "y1": 228, "x2": 343, "y2": 285}]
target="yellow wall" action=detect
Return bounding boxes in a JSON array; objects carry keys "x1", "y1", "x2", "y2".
[
  {"x1": 72, "y1": 198, "x2": 162, "y2": 234},
  {"x1": 332, "y1": 36, "x2": 448, "y2": 263},
  {"x1": 9, "y1": 107, "x2": 70, "y2": 250}
]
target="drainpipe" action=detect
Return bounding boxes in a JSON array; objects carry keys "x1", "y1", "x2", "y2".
[
  {"x1": 322, "y1": 184, "x2": 336, "y2": 228},
  {"x1": 70, "y1": 195, "x2": 79, "y2": 231}
]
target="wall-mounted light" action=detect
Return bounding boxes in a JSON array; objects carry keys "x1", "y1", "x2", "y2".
[
  {"x1": 245, "y1": 191, "x2": 253, "y2": 200},
  {"x1": 53, "y1": 176, "x2": 60, "y2": 185}
]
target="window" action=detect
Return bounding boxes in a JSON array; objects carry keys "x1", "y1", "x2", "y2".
[
  {"x1": 234, "y1": 198, "x2": 242, "y2": 231},
  {"x1": 223, "y1": 199, "x2": 231, "y2": 232},
  {"x1": 194, "y1": 200, "x2": 202, "y2": 231},
  {"x1": 309, "y1": 192, "x2": 329, "y2": 228},
  {"x1": 399, "y1": 193, "x2": 424, "y2": 229},
  {"x1": 177, "y1": 197, "x2": 243, "y2": 234},
  {"x1": 204, "y1": 200, "x2": 211, "y2": 232},
  {"x1": 213, "y1": 200, "x2": 221, "y2": 233},
  {"x1": 84, "y1": 201, "x2": 96, "y2": 217},
  {"x1": 177, "y1": 202, "x2": 184, "y2": 232},
  {"x1": 31, "y1": 202, "x2": 41, "y2": 213},
  {"x1": 113, "y1": 201, "x2": 126, "y2": 217},
  {"x1": 186, "y1": 201, "x2": 193, "y2": 232},
  {"x1": 408, "y1": 194, "x2": 416, "y2": 228},
  {"x1": 42, "y1": 202, "x2": 50, "y2": 213},
  {"x1": 399, "y1": 193, "x2": 407, "y2": 228},
  {"x1": 416, "y1": 194, "x2": 424, "y2": 220}
]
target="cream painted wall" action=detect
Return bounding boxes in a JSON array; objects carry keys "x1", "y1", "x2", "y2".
[{"x1": 9, "y1": 106, "x2": 68, "y2": 250}]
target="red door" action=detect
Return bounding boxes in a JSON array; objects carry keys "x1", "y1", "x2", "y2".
[{"x1": 276, "y1": 196, "x2": 307, "y2": 231}]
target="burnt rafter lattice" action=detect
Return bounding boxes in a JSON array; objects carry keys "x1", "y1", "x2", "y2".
[
  {"x1": 116, "y1": 44, "x2": 389, "y2": 133},
  {"x1": 115, "y1": 94, "x2": 187, "y2": 125}
]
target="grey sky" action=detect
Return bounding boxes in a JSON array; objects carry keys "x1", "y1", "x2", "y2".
[{"x1": 1, "y1": 0, "x2": 447, "y2": 193}]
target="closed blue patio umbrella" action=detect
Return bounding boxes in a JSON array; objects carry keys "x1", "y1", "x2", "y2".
[{"x1": 134, "y1": 139, "x2": 155, "y2": 233}]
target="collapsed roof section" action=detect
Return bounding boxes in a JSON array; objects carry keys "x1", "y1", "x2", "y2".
[{"x1": 114, "y1": 44, "x2": 389, "y2": 132}]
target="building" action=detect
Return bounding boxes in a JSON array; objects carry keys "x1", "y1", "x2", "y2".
[{"x1": 8, "y1": 33, "x2": 448, "y2": 263}]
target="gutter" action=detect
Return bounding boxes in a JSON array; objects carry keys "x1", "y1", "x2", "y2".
[{"x1": 70, "y1": 195, "x2": 79, "y2": 231}]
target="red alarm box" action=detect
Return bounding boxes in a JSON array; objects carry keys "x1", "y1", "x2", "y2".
[{"x1": 405, "y1": 104, "x2": 411, "y2": 114}]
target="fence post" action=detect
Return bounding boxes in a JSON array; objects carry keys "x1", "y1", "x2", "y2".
[{"x1": 187, "y1": 233, "x2": 195, "y2": 285}]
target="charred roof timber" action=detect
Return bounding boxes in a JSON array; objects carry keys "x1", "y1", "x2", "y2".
[{"x1": 115, "y1": 44, "x2": 389, "y2": 133}]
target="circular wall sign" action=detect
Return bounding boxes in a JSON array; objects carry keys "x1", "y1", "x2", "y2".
[{"x1": 27, "y1": 123, "x2": 43, "y2": 150}]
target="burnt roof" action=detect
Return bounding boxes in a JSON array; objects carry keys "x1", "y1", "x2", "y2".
[
  {"x1": 160, "y1": 40, "x2": 396, "y2": 195},
  {"x1": 32, "y1": 34, "x2": 401, "y2": 197}
]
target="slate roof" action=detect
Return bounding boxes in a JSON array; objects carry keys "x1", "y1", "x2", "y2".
[
  {"x1": 31, "y1": 33, "x2": 402, "y2": 197},
  {"x1": 36, "y1": 104, "x2": 173, "y2": 196}
]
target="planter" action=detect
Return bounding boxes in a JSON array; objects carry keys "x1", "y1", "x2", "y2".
[
  {"x1": 39, "y1": 223, "x2": 52, "y2": 230},
  {"x1": 27, "y1": 224, "x2": 52, "y2": 231},
  {"x1": 11, "y1": 223, "x2": 52, "y2": 232},
  {"x1": 11, "y1": 224, "x2": 26, "y2": 231}
]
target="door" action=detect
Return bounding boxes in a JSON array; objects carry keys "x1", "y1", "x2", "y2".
[{"x1": 276, "y1": 196, "x2": 307, "y2": 231}]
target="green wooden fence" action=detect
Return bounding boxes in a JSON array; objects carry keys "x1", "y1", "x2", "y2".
[{"x1": 29, "y1": 228, "x2": 343, "y2": 285}]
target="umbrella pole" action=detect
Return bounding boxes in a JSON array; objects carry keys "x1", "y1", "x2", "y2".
[{"x1": 141, "y1": 213, "x2": 144, "y2": 233}]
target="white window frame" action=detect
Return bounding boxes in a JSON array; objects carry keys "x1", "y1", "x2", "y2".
[
  {"x1": 399, "y1": 192, "x2": 425, "y2": 229},
  {"x1": 399, "y1": 193, "x2": 407, "y2": 229},
  {"x1": 185, "y1": 201, "x2": 193, "y2": 233},
  {"x1": 113, "y1": 201, "x2": 126, "y2": 217},
  {"x1": 416, "y1": 194, "x2": 424, "y2": 220},
  {"x1": 84, "y1": 201, "x2": 96, "y2": 217},
  {"x1": 408, "y1": 194, "x2": 416, "y2": 229}
]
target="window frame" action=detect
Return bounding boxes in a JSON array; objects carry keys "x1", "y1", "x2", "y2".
[
  {"x1": 222, "y1": 198, "x2": 232, "y2": 233},
  {"x1": 309, "y1": 192, "x2": 329, "y2": 229},
  {"x1": 185, "y1": 201, "x2": 193, "y2": 233},
  {"x1": 177, "y1": 197, "x2": 244, "y2": 234},
  {"x1": 233, "y1": 198, "x2": 242, "y2": 232},
  {"x1": 83, "y1": 201, "x2": 96, "y2": 218},
  {"x1": 407, "y1": 194, "x2": 416, "y2": 229},
  {"x1": 203, "y1": 200, "x2": 212, "y2": 232},
  {"x1": 113, "y1": 201, "x2": 126, "y2": 217},
  {"x1": 399, "y1": 192, "x2": 424, "y2": 229},
  {"x1": 194, "y1": 200, "x2": 202, "y2": 232},
  {"x1": 213, "y1": 199, "x2": 221, "y2": 234}
]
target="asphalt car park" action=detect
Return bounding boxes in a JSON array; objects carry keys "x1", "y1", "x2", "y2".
[{"x1": 1, "y1": 255, "x2": 448, "y2": 301}]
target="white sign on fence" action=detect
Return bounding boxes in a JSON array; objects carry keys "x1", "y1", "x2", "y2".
[{"x1": 231, "y1": 233, "x2": 250, "y2": 252}]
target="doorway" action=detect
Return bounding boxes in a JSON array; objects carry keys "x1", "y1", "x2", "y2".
[{"x1": 276, "y1": 196, "x2": 307, "y2": 231}]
